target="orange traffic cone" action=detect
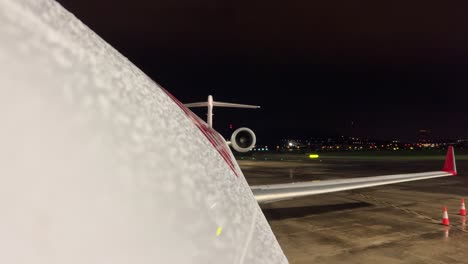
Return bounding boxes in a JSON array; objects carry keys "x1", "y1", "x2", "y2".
[
  {"x1": 442, "y1": 207, "x2": 450, "y2": 226},
  {"x1": 460, "y1": 198, "x2": 466, "y2": 216}
]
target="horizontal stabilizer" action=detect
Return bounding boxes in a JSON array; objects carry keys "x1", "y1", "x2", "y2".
[
  {"x1": 212, "y1": 101, "x2": 260, "y2": 109},
  {"x1": 184, "y1": 102, "x2": 209, "y2": 108},
  {"x1": 184, "y1": 95, "x2": 260, "y2": 128},
  {"x1": 185, "y1": 101, "x2": 260, "y2": 109}
]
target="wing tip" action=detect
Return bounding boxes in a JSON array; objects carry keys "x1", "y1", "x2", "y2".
[{"x1": 442, "y1": 146, "x2": 457, "y2": 176}]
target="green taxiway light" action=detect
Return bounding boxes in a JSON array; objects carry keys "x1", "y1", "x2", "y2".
[{"x1": 309, "y1": 154, "x2": 319, "y2": 159}]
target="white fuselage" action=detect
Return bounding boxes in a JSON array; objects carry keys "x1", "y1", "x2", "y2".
[{"x1": 0, "y1": 0, "x2": 287, "y2": 263}]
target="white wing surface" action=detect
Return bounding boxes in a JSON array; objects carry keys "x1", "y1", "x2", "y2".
[{"x1": 252, "y1": 147, "x2": 457, "y2": 204}]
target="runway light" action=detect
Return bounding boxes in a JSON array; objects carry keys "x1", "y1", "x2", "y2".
[{"x1": 309, "y1": 154, "x2": 319, "y2": 159}]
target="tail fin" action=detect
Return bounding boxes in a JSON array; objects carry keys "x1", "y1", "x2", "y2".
[{"x1": 442, "y1": 146, "x2": 457, "y2": 175}]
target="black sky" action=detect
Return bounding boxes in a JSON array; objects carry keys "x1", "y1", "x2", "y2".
[{"x1": 56, "y1": 0, "x2": 468, "y2": 142}]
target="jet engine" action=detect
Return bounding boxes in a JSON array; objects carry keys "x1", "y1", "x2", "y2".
[{"x1": 230, "y1": 127, "x2": 256, "y2": 153}]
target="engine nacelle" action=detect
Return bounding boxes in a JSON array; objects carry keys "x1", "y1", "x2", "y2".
[{"x1": 230, "y1": 127, "x2": 256, "y2": 153}]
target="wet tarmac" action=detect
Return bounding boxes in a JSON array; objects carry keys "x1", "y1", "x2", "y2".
[{"x1": 239, "y1": 155, "x2": 468, "y2": 264}]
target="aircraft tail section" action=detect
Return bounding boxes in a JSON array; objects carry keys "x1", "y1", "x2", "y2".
[
  {"x1": 184, "y1": 95, "x2": 259, "y2": 128},
  {"x1": 185, "y1": 96, "x2": 260, "y2": 109}
]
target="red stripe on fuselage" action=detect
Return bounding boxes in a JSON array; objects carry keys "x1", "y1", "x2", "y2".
[{"x1": 161, "y1": 89, "x2": 238, "y2": 177}]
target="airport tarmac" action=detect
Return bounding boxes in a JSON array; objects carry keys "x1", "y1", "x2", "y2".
[{"x1": 238, "y1": 154, "x2": 468, "y2": 264}]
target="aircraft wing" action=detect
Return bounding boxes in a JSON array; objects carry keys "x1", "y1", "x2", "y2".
[{"x1": 252, "y1": 147, "x2": 457, "y2": 204}]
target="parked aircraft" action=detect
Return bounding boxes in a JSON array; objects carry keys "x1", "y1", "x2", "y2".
[{"x1": 0, "y1": 0, "x2": 457, "y2": 263}]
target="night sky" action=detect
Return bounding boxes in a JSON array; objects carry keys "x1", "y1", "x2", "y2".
[{"x1": 56, "y1": 0, "x2": 468, "y2": 143}]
